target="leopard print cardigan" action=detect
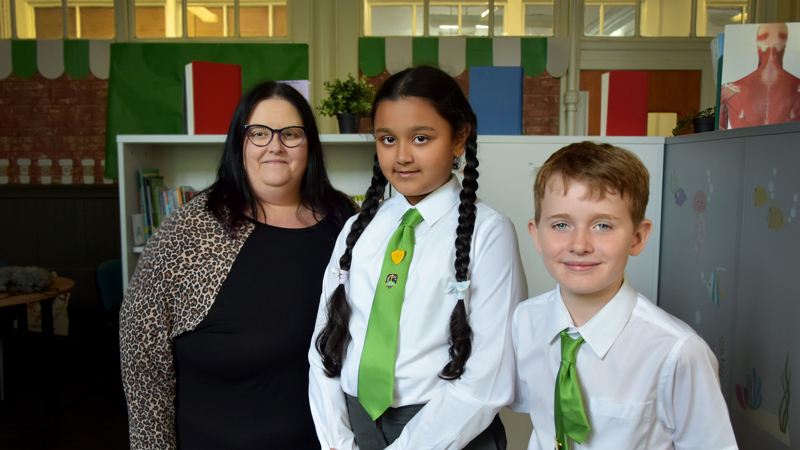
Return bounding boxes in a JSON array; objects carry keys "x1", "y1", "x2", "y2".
[{"x1": 119, "y1": 192, "x2": 255, "y2": 449}]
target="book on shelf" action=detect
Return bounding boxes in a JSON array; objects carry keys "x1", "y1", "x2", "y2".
[
  {"x1": 184, "y1": 61, "x2": 243, "y2": 135},
  {"x1": 137, "y1": 168, "x2": 197, "y2": 243}
]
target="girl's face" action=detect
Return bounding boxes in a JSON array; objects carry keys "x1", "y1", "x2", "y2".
[{"x1": 373, "y1": 97, "x2": 468, "y2": 205}]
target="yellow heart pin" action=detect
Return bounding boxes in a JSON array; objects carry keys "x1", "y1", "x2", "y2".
[{"x1": 391, "y1": 250, "x2": 405, "y2": 265}]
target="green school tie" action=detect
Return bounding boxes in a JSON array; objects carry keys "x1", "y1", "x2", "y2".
[
  {"x1": 554, "y1": 330, "x2": 590, "y2": 450},
  {"x1": 358, "y1": 207, "x2": 424, "y2": 420}
]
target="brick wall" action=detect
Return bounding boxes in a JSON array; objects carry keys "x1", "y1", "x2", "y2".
[
  {"x1": 0, "y1": 72, "x2": 111, "y2": 185},
  {"x1": 362, "y1": 70, "x2": 560, "y2": 136}
]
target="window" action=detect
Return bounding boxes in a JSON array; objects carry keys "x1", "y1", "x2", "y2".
[
  {"x1": 363, "y1": 0, "x2": 554, "y2": 37},
  {"x1": 1, "y1": 0, "x2": 286, "y2": 39},
  {"x1": 134, "y1": 0, "x2": 286, "y2": 38},
  {"x1": 697, "y1": 0, "x2": 747, "y2": 37},
  {"x1": 584, "y1": 2, "x2": 636, "y2": 37},
  {"x1": 13, "y1": 0, "x2": 115, "y2": 38},
  {"x1": 585, "y1": 0, "x2": 751, "y2": 37}
]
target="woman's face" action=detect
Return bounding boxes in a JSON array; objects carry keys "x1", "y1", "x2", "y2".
[{"x1": 243, "y1": 98, "x2": 308, "y2": 201}]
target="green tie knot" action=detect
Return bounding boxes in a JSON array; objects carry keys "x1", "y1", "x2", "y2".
[
  {"x1": 400, "y1": 208, "x2": 424, "y2": 228},
  {"x1": 560, "y1": 330, "x2": 584, "y2": 364}
]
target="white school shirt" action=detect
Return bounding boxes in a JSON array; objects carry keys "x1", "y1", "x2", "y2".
[
  {"x1": 510, "y1": 276, "x2": 738, "y2": 450},
  {"x1": 308, "y1": 176, "x2": 528, "y2": 450}
]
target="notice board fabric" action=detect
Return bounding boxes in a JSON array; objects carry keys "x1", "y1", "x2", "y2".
[
  {"x1": 105, "y1": 43, "x2": 309, "y2": 179},
  {"x1": 605, "y1": 71, "x2": 649, "y2": 136},
  {"x1": 468, "y1": 66, "x2": 523, "y2": 135}
]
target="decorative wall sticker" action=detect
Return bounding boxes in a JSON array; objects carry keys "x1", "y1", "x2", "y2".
[
  {"x1": 749, "y1": 368, "x2": 764, "y2": 410},
  {"x1": 701, "y1": 268, "x2": 725, "y2": 306},
  {"x1": 736, "y1": 369, "x2": 762, "y2": 410},
  {"x1": 780, "y1": 353, "x2": 791, "y2": 434},
  {"x1": 768, "y1": 205, "x2": 788, "y2": 230},
  {"x1": 735, "y1": 356, "x2": 792, "y2": 446},
  {"x1": 707, "y1": 170, "x2": 714, "y2": 203},
  {"x1": 670, "y1": 170, "x2": 687, "y2": 206},
  {"x1": 692, "y1": 189, "x2": 707, "y2": 259},
  {"x1": 754, "y1": 185, "x2": 769, "y2": 206}
]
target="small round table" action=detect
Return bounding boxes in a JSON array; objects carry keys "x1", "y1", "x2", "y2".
[{"x1": 0, "y1": 276, "x2": 75, "y2": 407}]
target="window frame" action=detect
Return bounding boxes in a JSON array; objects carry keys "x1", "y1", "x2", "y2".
[
  {"x1": 362, "y1": 0, "x2": 559, "y2": 38},
  {"x1": 3, "y1": 0, "x2": 291, "y2": 40},
  {"x1": 582, "y1": 0, "x2": 753, "y2": 39}
]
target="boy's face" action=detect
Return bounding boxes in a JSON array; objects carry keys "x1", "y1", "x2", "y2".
[{"x1": 529, "y1": 177, "x2": 653, "y2": 306}]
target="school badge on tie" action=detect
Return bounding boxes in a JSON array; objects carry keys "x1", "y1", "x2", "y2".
[
  {"x1": 391, "y1": 249, "x2": 405, "y2": 264},
  {"x1": 385, "y1": 274, "x2": 398, "y2": 289}
]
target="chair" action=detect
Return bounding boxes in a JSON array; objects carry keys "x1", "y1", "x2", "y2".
[{"x1": 96, "y1": 259, "x2": 123, "y2": 329}]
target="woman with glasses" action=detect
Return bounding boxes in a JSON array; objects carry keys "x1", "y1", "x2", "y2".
[{"x1": 120, "y1": 81, "x2": 356, "y2": 450}]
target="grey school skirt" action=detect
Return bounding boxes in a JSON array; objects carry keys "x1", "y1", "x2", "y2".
[{"x1": 345, "y1": 394, "x2": 507, "y2": 450}]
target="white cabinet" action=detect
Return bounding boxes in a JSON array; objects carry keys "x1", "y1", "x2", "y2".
[{"x1": 117, "y1": 134, "x2": 377, "y2": 287}]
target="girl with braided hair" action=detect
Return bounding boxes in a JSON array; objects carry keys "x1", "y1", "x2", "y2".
[{"x1": 308, "y1": 66, "x2": 527, "y2": 450}]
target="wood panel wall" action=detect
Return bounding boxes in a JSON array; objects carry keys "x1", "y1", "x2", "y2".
[{"x1": 0, "y1": 185, "x2": 120, "y2": 337}]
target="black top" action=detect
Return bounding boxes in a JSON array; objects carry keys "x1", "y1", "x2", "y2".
[{"x1": 173, "y1": 216, "x2": 341, "y2": 450}]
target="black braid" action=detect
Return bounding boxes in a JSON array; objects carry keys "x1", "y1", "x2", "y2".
[
  {"x1": 440, "y1": 133, "x2": 479, "y2": 381},
  {"x1": 315, "y1": 155, "x2": 387, "y2": 377}
]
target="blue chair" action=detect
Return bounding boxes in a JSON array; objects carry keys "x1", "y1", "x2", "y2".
[
  {"x1": 0, "y1": 260, "x2": 7, "y2": 268},
  {"x1": 96, "y1": 259, "x2": 123, "y2": 328}
]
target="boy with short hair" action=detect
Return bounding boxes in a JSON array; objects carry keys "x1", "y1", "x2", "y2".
[{"x1": 511, "y1": 142, "x2": 737, "y2": 449}]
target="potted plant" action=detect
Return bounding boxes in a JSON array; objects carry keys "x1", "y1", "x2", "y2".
[
  {"x1": 317, "y1": 74, "x2": 374, "y2": 133},
  {"x1": 672, "y1": 107, "x2": 716, "y2": 136}
]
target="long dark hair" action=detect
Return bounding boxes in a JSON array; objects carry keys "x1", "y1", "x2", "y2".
[
  {"x1": 315, "y1": 66, "x2": 478, "y2": 381},
  {"x1": 206, "y1": 81, "x2": 354, "y2": 235}
]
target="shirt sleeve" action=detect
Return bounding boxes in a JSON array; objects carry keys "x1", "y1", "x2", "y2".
[
  {"x1": 659, "y1": 335, "x2": 738, "y2": 450},
  {"x1": 308, "y1": 219, "x2": 358, "y2": 450},
  {"x1": 119, "y1": 216, "x2": 179, "y2": 449},
  {"x1": 388, "y1": 213, "x2": 528, "y2": 450}
]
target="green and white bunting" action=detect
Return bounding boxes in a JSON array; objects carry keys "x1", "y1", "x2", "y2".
[
  {"x1": 0, "y1": 39, "x2": 111, "y2": 80},
  {"x1": 359, "y1": 36, "x2": 569, "y2": 78}
]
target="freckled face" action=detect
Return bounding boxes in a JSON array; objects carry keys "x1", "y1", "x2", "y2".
[
  {"x1": 529, "y1": 178, "x2": 652, "y2": 305},
  {"x1": 373, "y1": 97, "x2": 467, "y2": 205}
]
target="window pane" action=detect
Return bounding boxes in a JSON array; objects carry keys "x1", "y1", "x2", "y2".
[
  {"x1": 239, "y1": 6, "x2": 269, "y2": 37},
  {"x1": 585, "y1": 4, "x2": 635, "y2": 37},
  {"x1": 135, "y1": 0, "x2": 182, "y2": 37},
  {"x1": 461, "y1": 4, "x2": 489, "y2": 37},
  {"x1": 525, "y1": 4, "x2": 553, "y2": 36},
  {"x1": 415, "y1": 5, "x2": 422, "y2": 36},
  {"x1": 698, "y1": 4, "x2": 746, "y2": 37},
  {"x1": 68, "y1": 0, "x2": 114, "y2": 38},
  {"x1": 494, "y1": 5, "x2": 503, "y2": 36},
  {"x1": 239, "y1": 3, "x2": 286, "y2": 37},
  {"x1": 1, "y1": 0, "x2": 11, "y2": 38},
  {"x1": 430, "y1": 5, "x2": 458, "y2": 36},
  {"x1": 187, "y1": 6, "x2": 225, "y2": 37},
  {"x1": 641, "y1": 0, "x2": 690, "y2": 37},
  {"x1": 273, "y1": 5, "x2": 286, "y2": 36},
  {"x1": 36, "y1": 7, "x2": 67, "y2": 38},
  {"x1": 370, "y1": 6, "x2": 413, "y2": 36}
]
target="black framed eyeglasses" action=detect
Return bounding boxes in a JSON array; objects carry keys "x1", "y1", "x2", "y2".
[{"x1": 244, "y1": 125, "x2": 307, "y2": 148}]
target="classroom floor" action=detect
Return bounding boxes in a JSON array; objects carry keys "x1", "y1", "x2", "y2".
[{"x1": 0, "y1": 324, "x2": 129, "y2": 449}]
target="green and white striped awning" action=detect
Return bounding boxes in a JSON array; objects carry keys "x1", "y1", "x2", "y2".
[
  {"x1": 359, "y1": 36, "x2": 569, "y2": 78},
  {"x1": 0, "y1": 39, "x2": 111, "y2": 79}
]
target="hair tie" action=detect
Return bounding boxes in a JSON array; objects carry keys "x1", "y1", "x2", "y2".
[
  {"x1": 446, "y1": 280, "x2": 471, "y2": 300},
  {"x1": 331, "y1": 267, "x2": 349, "y2": 285}
]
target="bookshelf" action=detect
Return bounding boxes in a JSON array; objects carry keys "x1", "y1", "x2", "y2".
[{"x1": 117, "y1": 134, "x2": 377, "y2": 287}]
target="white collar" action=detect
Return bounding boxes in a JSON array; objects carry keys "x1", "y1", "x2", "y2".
[
  {"x1": 388, "y1": 176, "x2": 461, "y2": 227},
  {"x1": 546, "y1": 275, "x2": 638, "y2": 359}
]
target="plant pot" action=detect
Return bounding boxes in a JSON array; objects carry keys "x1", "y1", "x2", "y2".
[
  {"x1": 336, "y1": 113, "x2": 360, "y2": 134},
  {"x1": 692, "y1": 116, "x2": 715, "y2": 133}
]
